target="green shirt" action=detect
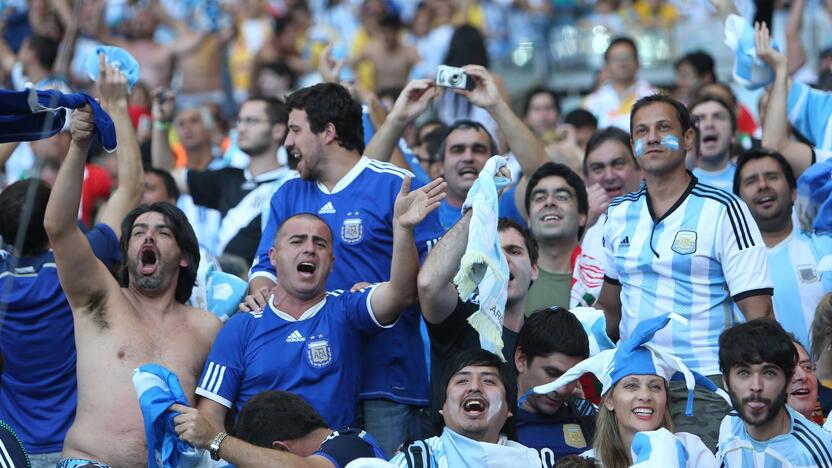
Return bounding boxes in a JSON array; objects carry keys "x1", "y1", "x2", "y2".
[{"x1": 525, "y1": 268, "x2": 572, "y2": 317}]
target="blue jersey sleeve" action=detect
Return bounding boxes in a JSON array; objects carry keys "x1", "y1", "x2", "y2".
[
  {"x1": 87, "y1": 223, "x2": 121, "y2": 267},
  {"x1": 194, "y1": 314, "x2": 248, "y2": 408},
  {"x1": 338, "y1": 285, "x2": 393, "y2": 336},
  {"x1": 249, "y1": 186, "x2": 286, "y2": 282},
  {"x1": 313, "y1": 428, "x2": 383, "y2": 468},
  {"x1": 788, "y1": 81, "x2": 832, "y2": 152}
]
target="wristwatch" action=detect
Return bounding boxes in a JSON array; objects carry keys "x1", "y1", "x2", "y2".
[{"x1": 209, "y1": 431, "x2": 228, "y2": 461}]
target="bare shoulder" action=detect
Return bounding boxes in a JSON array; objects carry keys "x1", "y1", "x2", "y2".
[{"x1": 180, "y1": 304, "x2": 223, "y2": 339}]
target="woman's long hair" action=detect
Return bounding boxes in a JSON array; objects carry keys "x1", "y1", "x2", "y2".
[{"x1": 592, "y1": 381, "x2": 673, "y2": 468}]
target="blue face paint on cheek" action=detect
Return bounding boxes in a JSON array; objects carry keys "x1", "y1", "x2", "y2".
[
  {"x1": 660, "y1": 135, "x2": 680, "y2": 151},
  {"x1": 634, "y1": 139, "x2": 645, "y2": 157}
]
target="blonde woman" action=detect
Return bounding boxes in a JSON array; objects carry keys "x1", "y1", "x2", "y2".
[{"x1": 522, "y1": 313, "x2": 726, "y2": 467}]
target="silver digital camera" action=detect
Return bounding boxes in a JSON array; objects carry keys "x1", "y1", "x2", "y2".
[{"x1": 435, "y1": 65, "x2": 468, "y2": 89}]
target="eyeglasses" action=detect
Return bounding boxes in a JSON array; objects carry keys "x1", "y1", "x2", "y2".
[
  {"x1": 235, "y1": 117, "x2": 270, "y2": 127},
  {"x1": 798, "y1": 361, "x2": 817, "y2": 373}
]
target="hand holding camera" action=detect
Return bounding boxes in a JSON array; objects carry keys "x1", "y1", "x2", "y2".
[
  {"x1": 390, "y1": 79, "x2": 437, "y2": 124},
  {"x1": 435, "y1": 64, "x2": 502, "y2": 111}
]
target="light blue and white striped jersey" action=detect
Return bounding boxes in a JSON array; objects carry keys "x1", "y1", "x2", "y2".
[
  {"x1": 693, "y1": 162, "x2": 736, "y2": 193},
  {"x1": 788, "y1": 81, "x2": 832, "y2": 158},
  {"x1": 768, "y1": 229, "x2": 832, "y2": 350},
  {"x1": 717, "y1": 406, "x2": 832, "y2": 467},
  {"x1": 603, "y1": 176, "x2": 772, "y2": 375}
]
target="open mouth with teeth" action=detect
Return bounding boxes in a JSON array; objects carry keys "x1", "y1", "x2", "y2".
[
  {"x1": 756, "y1": 195, "x2": 776, "y2": 207},
  {"x1": 458, "y1": 167, "x2": 478, "y2": 178},
  {"x1": 790, "y1": 387, "x2": 811, "y2": 397},
  {"x1": 139, "y1": 246, "x2": 159, "y2": 275},
  {"x1": 632, "y1": 407, "x2": 655, "y2": 420},
  {"x1": 462, "y1": 397, "x2": 488, "y2": 416},
  {"x1": 540, "y1": 213, "x2": 562, "y2": 223}
]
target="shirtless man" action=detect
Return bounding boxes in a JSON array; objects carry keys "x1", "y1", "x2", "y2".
[
  {"x1": 353, "y1": 13, "x2": 420, "y2": 92},
  {"x1": 44, "y1": 67, "x2": 222, "y2": 468}
]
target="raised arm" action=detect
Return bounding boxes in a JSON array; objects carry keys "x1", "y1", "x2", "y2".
[
  {"x1": 364, "y1": 79, "x2": 436, "y2": 165},
  {"x1": 417, "y1": 209, "x2": 472, "y2": 324},
  {"x1": 44, "y1": 105, "x2": 120, "y2": 309},
  {"x1": 150, "y1": 89, "x2": 189, "y2": 191},
  {"x1": 96, "y1": 56, "x2": 143, "y2": 237},
  {"x1": 173, "y1": 404, "x2": 333, "y2": 468},
  {"x1": 371, "y1": 176, "x2": 446, "y2": 325},
  {"x1": 756, "y1": 22, "x2": 814, "y2": 177},
  {"x1": 459, "y1": 65, "x2": 547, "y2": 178},
  {"x1": 785, "y1": 0, "x2": 807, "y2": 75}
]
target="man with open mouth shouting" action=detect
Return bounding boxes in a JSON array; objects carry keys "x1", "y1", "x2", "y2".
[{"x1": 191, "y1": 175, "x2": 445, "y2": 451}]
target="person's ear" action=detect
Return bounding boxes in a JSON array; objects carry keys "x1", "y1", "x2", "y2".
[
  {"x1": 271, "y1": 440, "x2": 291, "y2": 452},
  {"x1": 515, "y1": 347, "x2": 528, "y2": 373}
]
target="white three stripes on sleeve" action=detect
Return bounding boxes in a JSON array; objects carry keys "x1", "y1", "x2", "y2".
[{"x1": 200, "y1": 361, "x2": 226, "y2": 394}]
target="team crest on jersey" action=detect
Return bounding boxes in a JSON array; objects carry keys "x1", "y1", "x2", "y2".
[
  {"x1": 341, "y1": 212, "x2": 364, "y2": 244},
  {"x1": 563, "y1": 424, "x2": 587, "y2": 448},
  {"x1": 306, "y1": 335, "x2": 333, "y2": 368},
  {"x1": 671, "y1": 230, "x2": 697, "y2": 255},
  {"x1": 798, "y1": 265, "x2": 818, "y2": 283}
]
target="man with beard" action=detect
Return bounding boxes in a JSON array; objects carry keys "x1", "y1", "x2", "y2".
[
  {"x1": 152, "y1": 96, "x2": 297, "y2": 263},
  {"x1": 717, "y1": 320, "x2": 832, "y2": 466},
  {"x1": 690, "y1": 94, "x2": 738, "y2": 192},
  {"x1": 44, "y1": 107, "x2": 222, "y2": 465},
  {"x1": 247, "y1": 82, "x2": 444, "y2": 455},
  {"x1": 596, "y1": 94, "x2": 774, "y2": 450},
  {"x1": 734, "y1": 149, "x2": 832, "y2": 350}
]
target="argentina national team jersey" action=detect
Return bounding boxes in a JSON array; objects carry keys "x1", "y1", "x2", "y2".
[
  {"x1": 249, "y1": 157, "x2": 444, "y2": 404},
  {"x1": 603, "y1": 176, "x2": 772, "y2": 376},
  {"x1": 768, "y1": 230, "x2": 832, "y2": 350},
  {"x1": 195, "y1": 286, "x2": 389, "y2": 428},
  {"x1": 717, "y1": 407, "x2": 832, "y2": 467}
]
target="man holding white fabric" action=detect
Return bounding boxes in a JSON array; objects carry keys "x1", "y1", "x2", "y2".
[{"x1": 417, "y1": 165, "x2": 539, "y2": 432}]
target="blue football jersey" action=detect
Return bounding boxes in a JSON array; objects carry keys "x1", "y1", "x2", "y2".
[
  {"x1": 196, "y1": 286, "x2": 389, "y2": 428},
  {"x1": 249, "y1": 157, "x2": 443, "y2": 404},
  {"x1": 0, "y1": 225, "x2": 120, "y2": 454}
]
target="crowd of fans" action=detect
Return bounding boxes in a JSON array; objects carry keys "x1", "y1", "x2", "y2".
[{"x1": 1, "y1": 0, "x2": 832, "y2": 467}]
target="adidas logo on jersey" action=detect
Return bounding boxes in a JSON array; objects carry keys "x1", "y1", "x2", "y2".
[
  {"x1": 286, "y1": 330, "x2": 305, "y2": 342},
  {"x1": 318, "y1": 202, "x2": 336, "y2": 214},
  {"x1": 619, "y1": 236, "x2": 630, "y2": 248}
]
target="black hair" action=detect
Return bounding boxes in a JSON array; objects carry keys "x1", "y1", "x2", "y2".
[
  {"x1": 517, "y1": 307, "x2": 589, "y2": 365},
  {"x1": 379, "y1": 13, "x2": 402, "y2": 29},
  {"x1": 498, "y1": 218, "x2": 539, "y2": 267},
  {"x1": 689, "y1": 93, "x2": 737, "y2": 134},
  {"x1": 252, "y1": 60, "x2": 298, "y2": 94},
  {"x1": 144, "y1": 167, "x2": 180, "y2": 201},
  {"x1": 522, "y1": 87, "x2": 561, "y2": 117},
  {"x1": 0, "y1": 179, "x2": 51, "y2": 255},
  {"x1": 630, "y1": 94, "x2": 693, "y2": 136},
  {"x1": 440, "y1": 347, "x2": 516, "y2": 416},
  {"x1": 582, "y1": 127, "x2": 637, "y2": 176},
  {"x1": 286, "y1": 83, "x2": 365, "y2": 153},
  {"x1": 604, "y1": 37, "x2": 638, "y2": 63},
  {"x1": 26, "y1": 34, "x2": 60, "y2": 70},
  {"x1": 564, "y1": 109, "x2": 598, "y2": 130},
  {"x1": 444, "y1": 24, "x2": 489, "y2": 68},
  {"x1": 232, "y1": 390, "x2": 328, "y2": 447},
  {"x1": 675, "y1": 51, "x2": 715, "y2": 82},
  {"x1": 733, "y1": 148, "x2": 797, "y2": 195},
  {"x1": 118, "y1": 202, "x2": 199, "y2": 304},
  {"x1": 438, "y1": 120, "x2": 497, "y2": 162},
  {"x1": 719, "y1": 319, "x2": 799, "y2": 384},
  {"x1": 524, "y1": 162, "x2": 589, "y2": 238},
  {"x1": 245, "y1": 96, "x2": 289, "y2": 126},
  {"x1": 424, "y1": 126, "x2": 450, "y2": 164}
]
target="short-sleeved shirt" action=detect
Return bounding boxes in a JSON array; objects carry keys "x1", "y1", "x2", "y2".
[
  {"x1": 571, "y1": 214, "x2": 606, "y2": 307},
  {"x1": 603, "y1": 176, "x2": 772, "y2": 375},
  {"x1": 515, "y1": 400, "x2": 597, "y2": 467},
  {"x1": 767, "y1": 229, "x2": 832, "y2": 349},
  {"x1": 195, "y1": 286, "x2": 390, "y2": 428},
  {"x1": 787, "y1": 80, "x2": 832, "y2": 156},
  {"x1": 717, "y1": 407, "x2": 832, "y2": 467},
  {"x1": 0, "y1": 225, "x2": 121, "y2": 454},
  {"x1": 425, "y1": 299, "x2": 518, "y2": 422},
  {"x1": 250, "y1": 157, "x2": 444, "y2": 405},
  {"x1": 582, "y1": 79, "x2": 657, "y2": 130},
  {"x1": 187, "y1": 166, "x2": 297, "y2": 261},
  {"x1": 314, "y1": 427, "x2": 387, "y2": 467}
]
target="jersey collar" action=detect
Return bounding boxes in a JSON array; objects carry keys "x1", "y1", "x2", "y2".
[
  {"x1": 316, "y1": 156, "x2": 370, "y2": 195},
  {"x1": 269, "y1": 295, "x2": 328, "y2": 321},
  {"x1": 646, "y1": 171, "x2": 697, "y2": 223}
]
